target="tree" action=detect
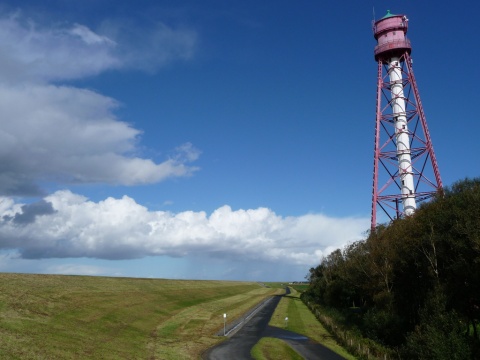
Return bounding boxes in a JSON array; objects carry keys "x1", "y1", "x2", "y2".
[{"x1": 304, "y1": 178, "x2": 480, "y2": 354}]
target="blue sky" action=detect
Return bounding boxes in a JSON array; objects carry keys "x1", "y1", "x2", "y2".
[{"x1": 0, "y1": 0, "x2": 478, "y2": 281}]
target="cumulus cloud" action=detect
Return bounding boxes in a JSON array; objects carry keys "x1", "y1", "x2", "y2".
[
  {"x1": 0, "y1": 83, "x2": 199, "y2": 195},
  {"x1": 0, "y1": 191, "x2": 368, "y2": 266},
  {"x1": 0, "y1": 12, "x2": 200, "y2": 196},
  {"x1": 3, "y1": 199, "x2": 56, "y2": 224}
]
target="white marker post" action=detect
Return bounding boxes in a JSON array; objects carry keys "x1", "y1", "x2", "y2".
[
  {"x1": 223, "y1": 313, "x2": 227, "y2": 336},
  {"x1": 285, "y1": 317, "x2": 288, "y2": 328}
]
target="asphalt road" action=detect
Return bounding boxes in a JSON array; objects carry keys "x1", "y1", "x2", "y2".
[{"x1": 202, "y1": 289, "x2": 346, "y2": 360}]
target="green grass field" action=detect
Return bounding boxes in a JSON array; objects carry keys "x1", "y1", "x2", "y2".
[
  {"x1": 0, "y1": 274, "x2": 355, "y2": 359},
  {"x1": 251, "y1": 337, "x2": 304, "y2": 360},
  {"x1": 0, "y1": 273, "x2": 282, "y2": 359}
]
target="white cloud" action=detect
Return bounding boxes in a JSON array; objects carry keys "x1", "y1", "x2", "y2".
[
  {"x1": 0, "y1": 191, "x2": 369, "y2": 268},
  {"x1": 70, "y1": 24, "x2": 115, "y2": 46},
  {"x1": 0, "y1": 12, "x2": 200, "y2": 196},
  {"x1": 0, "y1": 83, "x2": 199, "y2": 195},
  {"x1": 0, "y1": 12, "x2": 197, "y2": 82},
  {"x1": 0, "y1": 14, "x2": 119, "y2": 82}
]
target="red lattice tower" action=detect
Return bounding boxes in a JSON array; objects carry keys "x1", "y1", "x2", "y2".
[{"x1": 371, "y1": 10, "x2": 443, "y2": 230}]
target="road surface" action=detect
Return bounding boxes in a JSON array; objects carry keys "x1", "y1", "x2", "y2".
[{"x1": 202, "y1": 289, "x2": 346, "y2": 360}]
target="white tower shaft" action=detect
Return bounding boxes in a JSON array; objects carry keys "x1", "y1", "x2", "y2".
[
  {"x1": 388, "y1": 57, "x2": 416, "y2": 215},
  {"x1": 371, "y1": 10, "x2": 443, "y2": 229}
]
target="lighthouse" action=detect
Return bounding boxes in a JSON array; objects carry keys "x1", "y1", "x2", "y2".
[{"x1": 371, "y1": 10, "x2": 443, "y2": 230}]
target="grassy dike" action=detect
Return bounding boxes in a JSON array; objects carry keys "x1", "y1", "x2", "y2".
[
  {"x1": 0, "y1": 273, "x2": 282, "y2": 359},
  {"x1": 251, "y1": 286, "x2": 356, "y2": 360}
]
